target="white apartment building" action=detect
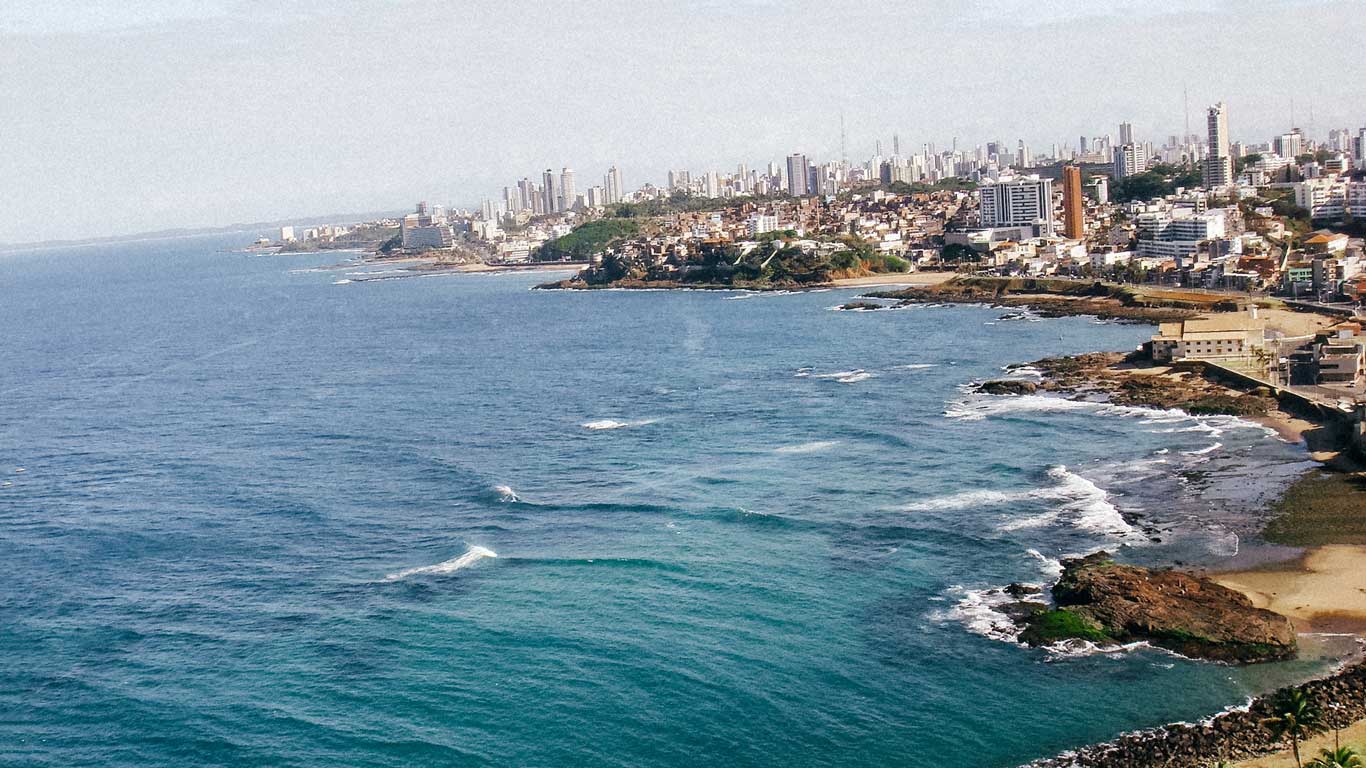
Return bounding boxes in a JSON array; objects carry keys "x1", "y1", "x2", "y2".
[
  {"x1": 1113, "y1": 143, "x2": 1149, "y2": 178},
  {"x1": 1295, "y1": 179, "x2": 1347, "y2": 221},
  {"x1": 747, "y1": 214, "x2": 781, "y2": 236},
  {"x1": 1135, "y1": 209, "x2": 1227, "y2": 260},
  {"x1": 978, "y1": 175, "x2": 1056, "y2": 237}
]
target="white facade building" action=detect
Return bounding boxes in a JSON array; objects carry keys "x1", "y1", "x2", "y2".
[{"x1": 978, "y1": 175, "x2": 1056, "y2": 237}]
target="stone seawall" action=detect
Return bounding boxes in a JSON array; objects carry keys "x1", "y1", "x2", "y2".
[{"x1": 1022, "y1": 661, "x2": 1366, "y2": 768}]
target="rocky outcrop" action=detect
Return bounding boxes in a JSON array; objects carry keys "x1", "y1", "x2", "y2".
[
  {"x1": 978, "y1": 379, "x2": 1039, "y2": 395},
  {"x1": 1017, "y1": 553, "x2": 1297, "y2": 663},
  {"x1": 1022, "y1": 661, "x2": 1366, "y2": 768}
]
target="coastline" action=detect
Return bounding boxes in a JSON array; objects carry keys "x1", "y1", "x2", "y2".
[{"x1": 964, "y1": 283, "x2": 1366, "y2": 766}]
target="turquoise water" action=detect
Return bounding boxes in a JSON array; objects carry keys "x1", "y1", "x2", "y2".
[{"x1": 0, "y1": 235, "x2": 1332, "y2": 766}]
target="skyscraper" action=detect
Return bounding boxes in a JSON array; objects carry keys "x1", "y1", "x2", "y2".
[
  {"x1": 558, "y1": 168, "x2": 576, "y2": 212},
  {"x1": 786, "y1": 153, "x2": 810, "y2": 196},
  {"x1": 1062, "y1": 165, "x2": 1085, "y2": 240},
  {"x1": 542, "y1": 169, "x2": 556, "y2": 213},
  {"x1": 1119, "y1": 122, "x2": 1134, "y2": 145},
  {"x1": 1203, "y1": 102, "x2": 1232, "y2": 189},
  {"x1": 605, "y1": 166, "x2": 623, "y2": 205}
]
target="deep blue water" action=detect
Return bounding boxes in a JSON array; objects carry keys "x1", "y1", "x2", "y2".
[{"x1": 0, "y1": 235, "x2": 1334, "y2": 767}]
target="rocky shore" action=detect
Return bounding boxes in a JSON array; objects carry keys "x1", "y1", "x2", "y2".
[
  {"x1": 1022, "y1": 660, "x2": 1366, "y2": 768},
  {"x1": 976, "y1": 352, "x2": 1278, "y2": 417},
  {"x1": 866, "y1": 277, "x2": 1216, "y2": 323},
  {"x1": 1008, "y1": 553, "x2": 1297, "y2": 663}
]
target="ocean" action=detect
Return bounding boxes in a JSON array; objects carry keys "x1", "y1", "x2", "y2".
[{"x1": 0, "y1": 234, "x2": 1340, "y2": 767}]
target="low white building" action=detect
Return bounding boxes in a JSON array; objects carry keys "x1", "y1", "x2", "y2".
[{"x1": 1150, "y1": 312, "x2": 1267, "y2": 363}]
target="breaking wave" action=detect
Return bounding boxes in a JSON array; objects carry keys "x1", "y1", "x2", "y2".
[
  {"x1": 493, "y1": 485, "x2": 521, "y2": 503},
  {"x1": 582, "y1": 418, "x2": 658, "y2": 431},
  {"x1": 773, "y1": 440, "x2": 842, "y2": 454},
  {"x1": 385, "y1": 545, "x2": 498, "y2": 580},
  {"x1": 901, "y1": 465, "x2": 1137, "y2": 539}
]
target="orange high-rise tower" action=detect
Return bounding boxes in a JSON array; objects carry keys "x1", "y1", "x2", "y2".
[{"x1": 1062, "y1": 165, "x2": 1085, "y2": 240}]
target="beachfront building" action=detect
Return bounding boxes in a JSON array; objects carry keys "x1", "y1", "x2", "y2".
[
  {"x1": 978, "y1": 175, "x2": 1056, "y2": 238},
  {"x1": 1149, "y1": 313, "x2": 1267, "y2": 363}
]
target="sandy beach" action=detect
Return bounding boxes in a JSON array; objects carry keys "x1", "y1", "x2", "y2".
[{"x1": 1215, "y1": 546, "x2": 1366, "y2": 634}]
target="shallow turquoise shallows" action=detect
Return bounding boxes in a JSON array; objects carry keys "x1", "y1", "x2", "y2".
[{"x1": 0, "y1": 235, "x2": 1333, "y2": 767}]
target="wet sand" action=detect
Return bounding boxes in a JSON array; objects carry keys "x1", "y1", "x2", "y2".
[{"x1": 1215, "y1": 546, "x2": 1366, "y2": 634}]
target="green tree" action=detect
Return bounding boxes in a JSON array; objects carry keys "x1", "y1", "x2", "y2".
[
  {"x1": 940, "y1": 243, "x2": 979, "y2": 263},
  {"x1": 1263, "y1": 689, "x2": 1326, "y2": 768},
  {"x1": 1308, "y1": 747, "x2": 1363, "y2": 768}
]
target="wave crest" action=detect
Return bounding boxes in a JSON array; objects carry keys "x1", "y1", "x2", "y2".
[{"x1": 385, "y1": 545, "x2": 498, "y2": 580}]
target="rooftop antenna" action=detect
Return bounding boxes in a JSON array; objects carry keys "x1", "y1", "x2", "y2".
[
  {"x1": 1183, "y1": 86, "x2": 1190, "y2": 143},
  {"x1": 840, "y1": 111, "x2": 848, "y2": 166}
]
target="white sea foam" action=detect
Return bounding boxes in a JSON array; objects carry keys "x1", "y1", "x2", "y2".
[
  {"x1": 333, "y1": 279, "x2": 352, "y2": 285},
  {"x1": 385, "y1": 545, "x2": 498, "y2": 580},
  {"x1": 582, "y1": 418, "x2": 658, "y2": 431},
  {"x1": 892, "y1": 363, "x2": 937, "y2": 371},
  {"x1": 494, "y1": 485, "x2": 521, "y2": 503},
  {"x1": 1184, "y1": 441, "x2": 1223, "y2": 456},
  {"x1": 936, "y1": 585, "x2": 1027, "y2": 642},
  {"x1": 773, "y1": 440, "x2": 842, "y2": 454},
  {"x1": 902, "y1": 465, "x2": 1137, "y2": 539}
]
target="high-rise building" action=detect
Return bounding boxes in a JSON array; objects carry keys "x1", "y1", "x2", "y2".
[
  {"x1": 785, "y1": 153, "x2": 810, "y2": 196},
  {"x1": 703, "y1": 171, "x2": 720, "y2": 198},
  {"x1": 1119, "y1": 122, "x2": 1135, "y2": 145},
  {"x1": 1273, "y1": 131, "x2": 1303, "y2": 160},
  {"x1": 605, "y1": 166, "x2": 623, "y2": 205},
  {"x1": 1203, "y1": 103, "x2": 1233, "y2": 189},
  {"x1": 1062, "y1": 166, "x2": 1085, "y2": 240},
  {"x1": 542, "y1": 169, "x2": 557, "y2": 213},
  {"x1": 1354, "y1": 129, "x2": 1366, "y2": 170},
  {"x1": 978, "y1": 175, "x2": 1056, "y2": 237},
  {"x1": 558, "y1": 168, "x2": 576, "y2": 212},
  {"x1": 517, "y1": 178, "x2": 535, "y2": 212},
  {"x1": 1015, "y1": 140, "x2": 1031, "y2": 168},
  {"x1": 1114, "y1": 143, "x2": 1149, "y2": 178}
]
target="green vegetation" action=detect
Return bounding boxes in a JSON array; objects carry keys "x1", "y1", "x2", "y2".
[
  {"x1": 377, "y1": 234, "x2": 401, "y2": 254},
  {"x1": 534, "y1": 219, "x2": 640, "y2": 261},
  {"x1": 1264, "y1": 470, "x2": 1366, "y2": 547},
  {"x1": 1018, "y1": 609, "x2": 1112, "y2": 645},
  {"x1": 1110, "y1": 163, "x2": 1204, "y2": 203},
  {"x1": 1183, "y1": 394, "x2": 1271, "y2": 417},
  {"x1": 609, "y1": 192, "x2": 792, "y2": 219},
  {"x1": 883, "y1": 177, "x2": 978, "y2": 194},
  {"x1": 1262, "y1": 689, "x2": 1325, "y2": 768},
  {"x1": 1309, "y1": 747, "x2": 1364, "y2": 768}
]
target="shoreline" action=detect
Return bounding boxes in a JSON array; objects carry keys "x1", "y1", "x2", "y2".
[{"x1": 973, "y1": 293, "x2": 1366, "y2": 766}]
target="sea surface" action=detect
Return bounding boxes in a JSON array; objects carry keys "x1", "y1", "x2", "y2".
[{"x1": 0, "y1": 234, "x2": 1340, "y2": 767}]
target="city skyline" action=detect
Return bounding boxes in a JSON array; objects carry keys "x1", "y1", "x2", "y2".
[{"x1": 3, "y1": 0, "x2": 1363, "y2": 244}]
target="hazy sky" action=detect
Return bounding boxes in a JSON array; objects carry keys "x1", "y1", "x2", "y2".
[{"x1": 2, "y1": 0, "x2": 1363, "y2": 243}]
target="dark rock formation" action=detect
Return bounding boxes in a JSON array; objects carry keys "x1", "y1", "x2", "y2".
[
  {"x1": 1018, "y1": 552, "x2": 1297, "y2": 663},
  {"x1": 978, "y1": 379, "x2": 1039, "y2": 395}
]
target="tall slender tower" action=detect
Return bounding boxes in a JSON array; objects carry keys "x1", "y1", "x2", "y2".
[
  {"x1": 541, "y1": 169, "x2": 556, "y2": 213},
  {"x1": 558, "y1": 168, "x2": 576, "y2": 211},
  {"x1": 1203, "y1": 102, "x2": 1232, "y2": 189},
  {"x1": 1062, "y1": 165, "x2": 1085, "y2": 240}
]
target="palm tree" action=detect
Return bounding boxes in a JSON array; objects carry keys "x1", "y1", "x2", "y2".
[
  {"x1": 1263, "y1": 689, "x2": 1326, "y2": 768},
  {"x1": 1308, "y1": 747, "x2": 1363, "y2": 768}
]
